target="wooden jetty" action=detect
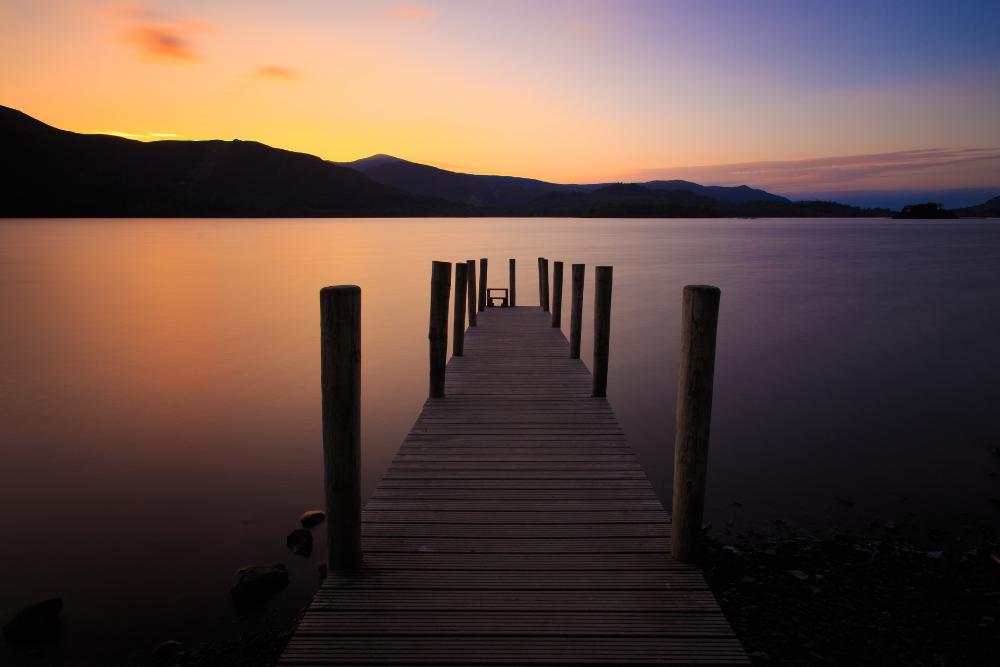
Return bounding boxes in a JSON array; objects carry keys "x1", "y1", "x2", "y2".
[{"x1": 281, "y1": 261, "x2": 746, "y2": 666}]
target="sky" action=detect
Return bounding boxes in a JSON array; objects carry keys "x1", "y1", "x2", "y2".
[{"x1": 2, "y1": 0, "x2": 999, "y2": 202}]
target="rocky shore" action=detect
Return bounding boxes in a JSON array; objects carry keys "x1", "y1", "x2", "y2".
[
  {"x1": 148, "y1": 531, "x2": 998, "y2": 667},
  {"x1": 6, "y1": 514, "x2": 996, "y2": 666},
  {"x1": 703, "y1": 533, "x2": 999, "y2": 665}
]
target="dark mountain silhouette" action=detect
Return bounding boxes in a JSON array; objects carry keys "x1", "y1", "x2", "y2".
[
  {"x1": 501, "y1": 184, "x2": 887, "y2": 218},
  {"x1": 340, "y1": 153, "x2": 791, "y2": 208},
  {"x1": 953, "y1": 195, "x2": 1000, "y2": 217},
  {"x1": 1, "y1": 106, "x2": 466, "y2": 217},
  {"x1": 338, "y1": 154, "x2": 568, "y2": 207},
  {"x1": 643, "y1": 180, "x2": 788, "y2": 204},
  {"x1": 0, "y1": 105, "x2": 908, "y2": 219},
  {"x1": 512, "y1": 184, "x2": 719, "y2": 217},
  {"x1": 892, "y1": 203, "x2": 959, "y2": 219}
]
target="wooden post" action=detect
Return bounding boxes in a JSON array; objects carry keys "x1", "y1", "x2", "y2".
[
  {"x1": 509, "y1": 258, "x2": 517, "y2": 307},
  {"x1": 453, "y1": 262, "x2": 467, "y2": 357},
  {"x1": 551, "y1": 261, "x2": 564, "y2": 328},
  {"x1": 592, "y1": 266, "x2": 613, "y2": 397},
  {"x1": 537, "y1": 258, "x2": 544, "y2": 308},
  {"x1": 428, "y1": 261, "x2": 452, "y2": 398},
  {"x1": 570, "y1": 264, "x2": 585, "y2": 358},
  {"x1": 319, "y1": 285, "x2": 362, "y2": 570},
  {"x1": 466, "y1": 259, "x2": 477, "y2": 327},
  {"x1": 540, "y1": 258, "x2": 550, "y2": 312},
  {"x1": 478, "y1": 258, "x2": 488, "y2": 311},
  {"x1": 671, "y1": 285, "x2": 721, "y2": 564}
]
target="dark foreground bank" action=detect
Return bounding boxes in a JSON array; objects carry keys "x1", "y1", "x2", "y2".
[
  {"x1": 152, "y1": 532, "x2": 1000, "y2": 667},
  {"x1": 5, "y1": 530, "x2": 997, "y2": 666},
  {"x1": 704, "y1": 533, "x2": 1000, "y2": 665}
]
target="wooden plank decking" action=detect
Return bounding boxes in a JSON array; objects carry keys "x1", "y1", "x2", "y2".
[{"x1": 281, "y1": 306, "x2": 747, "y2": 666}]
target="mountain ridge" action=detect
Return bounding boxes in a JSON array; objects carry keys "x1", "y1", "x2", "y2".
[
  {"x1": 0, "y1": 105, "x2": 466, "y2": 217},
  {"x1": 1, "y1": 105, "x2": 992, "y2": 218},
  {"x1": 338, "y1": 153, "x2": 789, "y2": 208}
]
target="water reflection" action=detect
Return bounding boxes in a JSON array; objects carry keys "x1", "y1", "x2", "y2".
[{"x1": 0, "y1": 217, "x2": 998, "y2": 664}]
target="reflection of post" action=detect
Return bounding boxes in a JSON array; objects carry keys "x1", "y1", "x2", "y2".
[
  {"x1": 319, "y1": 285, "x2": 362, "y2": 570},
  {"x1": 592, "y1": 266, "x2": 612, "y2": 398},
  {"x1": 429, "y1": 261, "x2": 452, "y2": 398},
  {"x1": 478, "y1": 258, "x2": 488, "y2": 311},
  {"x1": 671, "y1": 285, "x2": 722, "y2": 564},
  {"x1": 551, "y1": 261, "x2": 564, "y2": 328},
  {"x1": 570, "y1": 264, "x2": 585, "y2": 359},
  {"x1": 453, "y1": 262, "x2": 467, "y2": 357},
  {"x1": 466, "y1": 259, "x2": 477, "y2": 327},
  {"x1": 509, "y1": 258, "x2": 517, "y2": 307}
]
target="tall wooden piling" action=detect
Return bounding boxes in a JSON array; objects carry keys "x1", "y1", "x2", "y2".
[
  {"x1": 539, "y1": 258, "x2": 550, "y2": 312},
  {"x1": 478, "y1": 258, "x2": 488, "y2": 311},
  {"x1": 592, "y1": 266, "x2": 613, "y2": 398},
  {"x1": 537, "y1": 258, "x2": 544, "y2": 308},
  {"x1": 429, "y1": 261, "x2": 452, "y2": 398},
  {"x1": 453, "y1": 262, "x2": 468, "y2": 357},
  {"x1": 671, "y1": 285, "x2": 722, "y2": 564},
  {"x1": 551, "y1": 261, "x2": 564, "y2": 328},
  {"x1": 466, "y1": 259, "x2": 477, "y2": 327},
  {"x1": 319, "y1": 285, "x2": 362, "y2": 570},
  {"x1": 509, "y1": 258, "x2": 517, "y2": 306},
  {"x1": 570, "y1": 263, "x2": 585, "y2": 359}
]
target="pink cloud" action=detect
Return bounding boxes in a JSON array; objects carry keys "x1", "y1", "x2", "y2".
[
  {"x1": 113, "y1": 3, "x2": 214, "y2": 62},
  {"x1": 253, "y1": 65, "x2": 299, "y2": 81},
  {"x1": 626, "y1": 148, "x2": 1000, "y2": 193}
]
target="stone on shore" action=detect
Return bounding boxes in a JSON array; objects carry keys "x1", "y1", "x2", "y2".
[
  {"x1": 230, "y1": 565, "x2": 288, "y2": 605},
  {"x1": 286, "y1": 528, "x2": 313, "y2": 556},
  {"x1": 2, "y1": 598, "x2": 63, "y2": 644},
  {"x1": 300, "y1": 510, "x2": 326, "y2": 527}
]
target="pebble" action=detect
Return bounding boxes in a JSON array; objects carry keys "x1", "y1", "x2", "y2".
[
  {"x1": 300, "y1": 510, "x2": 326, "y2": 527},
  {"x1": 286, "y1": 528, "x2": 314, "y2": 556}
]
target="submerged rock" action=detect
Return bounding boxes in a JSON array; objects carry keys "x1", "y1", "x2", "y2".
[
  {"x1": 3, "y1": 598, "x2": 62, "y2": 644},
  {"x1": 300, "y1": 510, "x2": 326, "y2": 527},
  {"x1": 230, "y1": 564, "x2": 288, "y2": 605},
  {"x1": 286, "y1": 528, "x2": 313, "y2": 556}
]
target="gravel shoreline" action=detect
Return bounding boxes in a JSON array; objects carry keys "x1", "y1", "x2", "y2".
[{"x1": 703, "y1": 534, "x2": 1000, "y2": 665}]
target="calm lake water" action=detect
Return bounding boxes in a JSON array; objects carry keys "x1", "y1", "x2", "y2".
[{"x1": 1, "y1": 217, "x2": 999, "y2": 664}]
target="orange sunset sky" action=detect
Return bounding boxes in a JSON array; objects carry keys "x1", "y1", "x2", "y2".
[{"x1": 2, "y1": 0, "x2": 999, "y2": 196}]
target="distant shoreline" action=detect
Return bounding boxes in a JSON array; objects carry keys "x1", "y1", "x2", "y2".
[{"x1": 7, "y1": 104, "x2": 996, "y2": 220}]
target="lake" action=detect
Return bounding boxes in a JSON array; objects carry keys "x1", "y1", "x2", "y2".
[{"x1": 1, "y1": 217, "x2": 998, "y2": 664}]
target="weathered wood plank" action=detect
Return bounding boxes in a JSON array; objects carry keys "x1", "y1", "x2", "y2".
[{"x1": 281, "y1": 306, "x2": 745, "y2": 666}]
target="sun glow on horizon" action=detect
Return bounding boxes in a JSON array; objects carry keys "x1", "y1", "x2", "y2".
[{"x1": 2, "y1": 0, "x2": 998, "y2": 188}]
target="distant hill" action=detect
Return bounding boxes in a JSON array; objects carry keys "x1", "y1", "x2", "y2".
[
  {"x1": 578, "y1": 179, "x2": 788, "y2": 205},
  {"x1": 512, "y1": 184, "x2": 719, "y2": 217},
  {"x1": 892, "y1": 203, "x2": 959, "y2": 219},
  {"x1": 0, "y1": 105, "x2": 912, "y2": 219},
  {"x1": 953, "y1": 195, "x2": 1000, "y2": 217},
  {"x1": 339, "y1": 154, "x2": 790, "y2": 208},
  {"x1": 338, "y1": 154, "x2": 567, "y2": 207},
  {"x1": 509, "y1": 184, "x2": 887, "y2": 218},
  {"x1": 0, "y1": 106, "x2": 465, "y2": 217}
]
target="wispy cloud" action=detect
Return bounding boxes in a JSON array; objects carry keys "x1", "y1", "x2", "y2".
[
  {"x1": 113, "y1": 3, "x2": 214, "y2": 62},
  {"x1": 253, "y1": 65, "x2": 299, "y2": 81},
  {"x1": 627, "y1": 148, "x2": 1000, "y2": 193},
  {"x1": 90, "y1": 130, "x2": 183, "y2": 141},
  {"x1": 387, "y1": 4, "x2": 437, "y2": 19}
]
